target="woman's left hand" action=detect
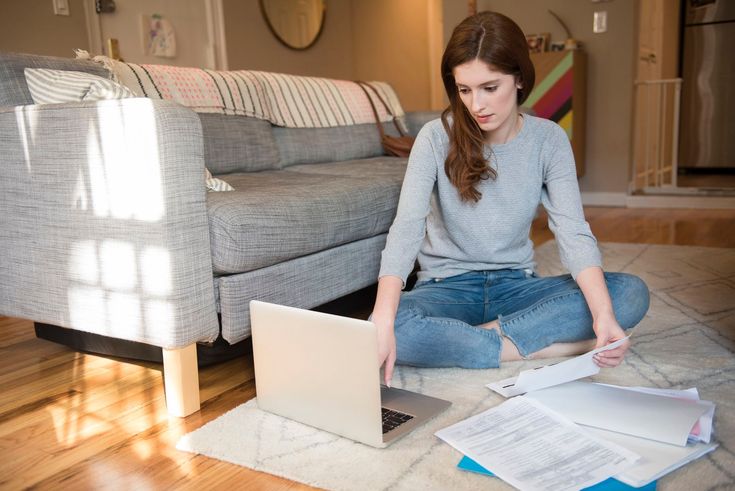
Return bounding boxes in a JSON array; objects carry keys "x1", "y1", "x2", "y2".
[{"x1": 592, "y1": 311, "x2": 629, "y2": 368}]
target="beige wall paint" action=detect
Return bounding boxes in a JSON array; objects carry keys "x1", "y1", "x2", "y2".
[
  {"x1": 223, "y1": 0, "x2": 436, "y2": 112},
  {"x1": 351, "y1": 0, "x2": 432, "y2": 112},
  {"x1": 443, "y1": 0, "x2": 471, "y2": 52},
  {"x1": 222, "y1": 0, "x2": 354, "y2": 80},
  {"x1": 0, "y1": 0, "x2": 90, "y2": 57},
  {"x1": 477, "y1": 0, "x2": 637, "y2": 193},
  {"x1": 94, "y1": 0, "x2": 212, "y2": 67}
]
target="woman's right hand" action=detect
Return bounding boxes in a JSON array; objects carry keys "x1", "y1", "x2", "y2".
[
  {"x1": 373, "y1": 313, "x2": 397, "y2": 387},
  {"x1": 372, "y1": 275, "x2": 403, "y2": 387}
]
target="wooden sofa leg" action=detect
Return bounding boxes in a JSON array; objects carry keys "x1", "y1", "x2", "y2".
[{"x1": 162, "y1": 344, "x2": 201, "y2": 417}]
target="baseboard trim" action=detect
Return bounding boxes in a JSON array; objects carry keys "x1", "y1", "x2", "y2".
[
  {"x1": 581, "y1": 192, "x2": 735, "y2": 209},
  {"x1": 626, "y1": 195, "x2": 735, "y2": 209},
  {"x1": 580, "y1": 192, "x2": 628, "y2": 207}
]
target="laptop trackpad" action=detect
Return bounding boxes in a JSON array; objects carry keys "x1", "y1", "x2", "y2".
[{"x1": 380, "y1": 386, "x2": 451, "y2": 441}]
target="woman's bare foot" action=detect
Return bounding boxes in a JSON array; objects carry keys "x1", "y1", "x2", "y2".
[
  {"x1": 528, "y1": 339, "x2": 597, "y2": 359},
  {"x1": 477, "y1": 320, "x2": 596, "y2": 362}
]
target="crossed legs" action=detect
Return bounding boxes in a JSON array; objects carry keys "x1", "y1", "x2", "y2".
[{"x1": 393, "y1": 270, "x2": 649, "y2": 369}]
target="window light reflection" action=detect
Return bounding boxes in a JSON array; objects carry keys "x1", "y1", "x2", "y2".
[
  {"x1": 100, "y1": 239, "x2": 138, "y2": 290},
  {"x1": 140, "y1": 246, "x2": 173, "y2": 295},
  {"x1": 69, "y1": 240, "x2": 99, "y2": 285},
  {"x1": 86, "y1": 100, "x2": 166, "y2": 221}
]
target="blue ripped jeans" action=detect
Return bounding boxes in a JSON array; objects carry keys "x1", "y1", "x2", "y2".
[{"x1": 393, "y1": 269, "x2": 650, "y2": 369}]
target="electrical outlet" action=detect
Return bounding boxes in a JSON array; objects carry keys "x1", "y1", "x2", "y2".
[
  {"x1": 593, "y1": 11, "x2": 608, "y2": 33},
  {"x1": 53, "y1": 0, "x2": 69, "y2": 16}
]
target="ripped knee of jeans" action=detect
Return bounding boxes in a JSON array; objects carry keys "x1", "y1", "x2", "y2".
[{"x1": 497, "y1": 316, "x2": 533, "y2": 360}]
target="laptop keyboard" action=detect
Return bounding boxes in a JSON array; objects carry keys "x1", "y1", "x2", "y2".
[{"x1": 381, "y1": 407, "x2": 414, "y2": 434}]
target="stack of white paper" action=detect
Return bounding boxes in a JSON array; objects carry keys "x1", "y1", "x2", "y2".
[
  {"x1": 525, "y1": 381, "x2": 717, "y2": 487},
  {"x1": 607, "y1": 385, "x2": 714, "y2": 444},
  {"x1": 435, "y1": 397, "x2": 640, "y2": 491},
  {"x1": 525, "y1": 381, "x2": 712, "y2": 446},
  {"x1": 473, "y1": 341, "x2": 718, "y2": 488}
]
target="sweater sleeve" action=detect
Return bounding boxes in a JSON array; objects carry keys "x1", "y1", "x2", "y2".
[
  {"x1": 377, "y1": 122, "x2": 439, "y2": 286},
  {"x1": 539, "y1": 124, "x2": 602, "y2": 279}
]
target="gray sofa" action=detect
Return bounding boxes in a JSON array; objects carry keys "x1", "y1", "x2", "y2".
[{"x1": 0, "y1": 51, "x2": 436, "y2": 416}]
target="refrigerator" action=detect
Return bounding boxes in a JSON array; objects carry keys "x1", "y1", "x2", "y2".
[{"x1": 678, "y1": 0, "x2": 735, "y2": 170}]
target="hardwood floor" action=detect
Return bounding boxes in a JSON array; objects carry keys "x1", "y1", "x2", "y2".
[{"x1": 2, "y1": 207, "x2": 734, "y2": 490}]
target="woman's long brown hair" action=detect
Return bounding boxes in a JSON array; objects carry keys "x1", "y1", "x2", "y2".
[{"x1": 440, "y1": 11, "x2": 535, "y2": 202}]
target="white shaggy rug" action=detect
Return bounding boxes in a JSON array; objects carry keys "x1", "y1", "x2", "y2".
[{"x1": 177, "y1": 242, "x2": 735, "y2": 490}]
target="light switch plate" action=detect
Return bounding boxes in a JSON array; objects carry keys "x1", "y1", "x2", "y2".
[
  {"x1": 593, "y1": 11, "x2": 608, "y2": 33},
  {"x1": 53, "y1": 0, "x2": 70, "y2": 16}
]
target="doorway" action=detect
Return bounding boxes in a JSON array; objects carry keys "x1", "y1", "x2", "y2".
[
  {"x1": 631, "y1": 0, "x2": 735, "y2": 195},
  {"x1": 82, "y1": 0, "x2": 227, "y2": 69},
  {"x1": 677, "y1": 0, "x2": 735, "y2": 190}
]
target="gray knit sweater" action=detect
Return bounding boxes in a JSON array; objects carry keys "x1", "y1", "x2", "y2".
[{"x1": 378, "y1": 115, "x2": 601, "y2": 286}]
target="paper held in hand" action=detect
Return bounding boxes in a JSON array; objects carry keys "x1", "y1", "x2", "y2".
[{"x1": 486, "y1": 337, "x2": 629, "y2": 397}]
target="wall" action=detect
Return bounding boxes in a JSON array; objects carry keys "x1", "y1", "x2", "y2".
[
  {"x1": 351, "y1": 0, "x2": 433, "y2": 112},
  {"x1": 442, "y1": 0, "x2": 471, "y2": 52},
  {"x1": 222, "y1": 0, "x2": 354, "y2": 80},
  {"x1": 473, "y1": 0, "x2": 638, "y2": 193},
  {"x1": 223, "y1": 0, "x2": 437, "y2": 112},
  {"x1": 0, "y1": 0, "x2": 90, "y2": 57},
  {"x1": 94, "y1": 0, "x2": 212, "y2": 67}
]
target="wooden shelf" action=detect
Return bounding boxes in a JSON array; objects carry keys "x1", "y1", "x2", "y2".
[{"x1": 525, "y1": 50, "x2": 587, "y2": 177}]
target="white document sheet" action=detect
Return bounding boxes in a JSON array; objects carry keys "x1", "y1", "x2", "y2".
[
  {"x1": 487, "y1": 337, "x2": 629, "y2": 397},
  {"x1": 524, "y1": 381, "x2": 714, "y2": 446},
  {"x1": 587, "y1": 427, "x2": 717, "y2": 488},
  {"x1": 595, "y1": 384, "x2": 714, "y2": 444},
  {"x1": 435, "y1": 397, "x2": 639, "y2": 491}
]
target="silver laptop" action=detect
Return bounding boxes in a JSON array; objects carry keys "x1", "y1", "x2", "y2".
[{"x1": 250, "y1": 300, "x2": 451, "y2": 448}]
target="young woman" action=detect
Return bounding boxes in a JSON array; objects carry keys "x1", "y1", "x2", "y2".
[{"x1": 372, "y1": 11, "x2": 649, "y2": 387}]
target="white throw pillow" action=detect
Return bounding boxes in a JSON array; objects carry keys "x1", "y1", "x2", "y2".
[
  {"x1": 24, "y1": 68, "x2": 135, "y2": 104},
  {"x1": 205, "y1": 168, "x2": 235, "y2": 192}
]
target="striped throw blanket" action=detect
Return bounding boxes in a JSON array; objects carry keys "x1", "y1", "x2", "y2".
[{"x1": 89, "y1": 55, "x2": 405, "y2": 129}]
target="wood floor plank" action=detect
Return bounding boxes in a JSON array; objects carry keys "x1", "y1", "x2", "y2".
[
  {"x1": 30, "y1": 383, "x2": 257, "y2": 490},
  {"x1": 0, "y1": 340, "x2": 75, "y2": 385},
  {"x1": 0, "y1": 353, "x2": 158, "y2": 414},
  {"x1": 1, "y1": 207, "x2": 733, "y2": 489},
  {"x1": 0, "y1": 317, "x2": 35, "y2": 348}
]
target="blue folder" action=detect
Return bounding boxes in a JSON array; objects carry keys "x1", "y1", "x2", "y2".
[{"x1": 458, "y1": 456, "x2": 656, "y2": 490}]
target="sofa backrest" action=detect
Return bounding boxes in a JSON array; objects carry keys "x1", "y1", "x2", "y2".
[
  {"x1": 274, "y1": 123, "x2": 387, "y2": 167},
  {"x1": 0, "y1": 52, "x2": 111, "y2": 107},
  {"x1": 0, "y1": 51, "x2": 410, "y2": 173},
  {"x1": 93, "y1": 57, "x2": 411, "y2": 169},
  {"x1": 199, "y1": 113, "x2": 281, "y2": 173}
]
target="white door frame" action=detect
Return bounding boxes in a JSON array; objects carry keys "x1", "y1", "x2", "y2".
[
  {"x1": 81, "y1": 0, "x2": 228, "y2": 70},
  {"x1": 204, "y1": 0, "x2": 228, "y2": 70},
  {"x1": 82, "y1": 0, "x2": 104, "y2": 56}
]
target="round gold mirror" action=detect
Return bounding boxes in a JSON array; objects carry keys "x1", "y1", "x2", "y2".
[{"x1": 260, "y1": 0, "x2": 326, "y2": 51}]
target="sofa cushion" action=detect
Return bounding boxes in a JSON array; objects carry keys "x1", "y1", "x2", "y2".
[
  {"x1": 199, "y1": 113, "x2": 281, "y2": 174},
  {"x1": 274, "y1": 122, "x2": 403, "y2": 167},
  {"x1": 206, "y1": 158, "x2": 407, "y2": 274},
  {"x1": 217, "y1": 235, "x2": 386, "y2": 343},
  {"x1": 0, "y1": 52, "x2": 112, "y2": 106}
]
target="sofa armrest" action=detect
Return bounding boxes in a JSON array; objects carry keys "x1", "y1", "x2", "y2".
[
  {"x1": 0, "y1": 98, "x2": 219, "y2": 349},
  {"x1": 404, "y1": 110, "x2": 442, "y2": 137}
]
